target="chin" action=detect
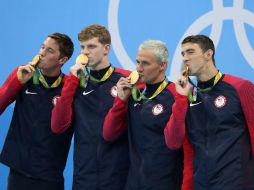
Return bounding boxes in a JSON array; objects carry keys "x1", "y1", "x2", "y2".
[
  {"x1": 37, "y1": 65, "x2": 42, "y2": 69},
  {"x1": 139, "y1": 77, "x2": 145, "y2": 83}
]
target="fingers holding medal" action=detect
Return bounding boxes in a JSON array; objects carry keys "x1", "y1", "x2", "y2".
[{"x1": 179, "y1": 64, "x2": 189, "y2": 87}]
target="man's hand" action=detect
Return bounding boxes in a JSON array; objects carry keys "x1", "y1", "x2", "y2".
[
  {"x1": 175, "y1": 70, "x2": 191, "y2": 96},
  {"x1": 117, "y1": 77, "x2": 132, "y2": 101},
  {"x1": 70, "y1": 63, "x2": 86, "y2": 77},
  {"x1": 17, "y1": 64, "x2": 36, "y2": 84}
]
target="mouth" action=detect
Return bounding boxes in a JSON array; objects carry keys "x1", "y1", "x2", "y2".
[{"x1": 138, "y1": 73, "x2": 143, "y2": 78}]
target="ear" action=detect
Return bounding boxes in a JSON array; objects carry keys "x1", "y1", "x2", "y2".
[
  {"x1": 104, "y1": 44, "x2": 110, "y2": 55},
  {"x1": 160, "y1": 62, "x2": 167, "y2": 71},
  {"x1": 205, "y1": 49, "x2": 213, "y2": 59},
  {"x1": 59, "y1": 56, "x2": 68, "y2": 66}
]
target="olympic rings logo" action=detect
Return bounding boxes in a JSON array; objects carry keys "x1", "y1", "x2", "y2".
[{"x1": 108, "y1": 0, "x2": 254, "y2": 81}]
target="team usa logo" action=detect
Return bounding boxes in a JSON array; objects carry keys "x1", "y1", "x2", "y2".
[
  {"x1": 52, "y1": 95, "x2": 61, "y2": 106},
  {"x1": 152, "y1": 104, "x2": 164, "y2": 115},
  {"x1": 110, "y1": 85, "x2": 118, "y2": 97},
  {"x1": 214, "y1": 95, "x2": 227, "y2": 108}
]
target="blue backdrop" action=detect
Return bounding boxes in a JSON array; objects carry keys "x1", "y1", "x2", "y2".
[{"x1": 0, "y1": 0, "x2": 254, "y2": 189}]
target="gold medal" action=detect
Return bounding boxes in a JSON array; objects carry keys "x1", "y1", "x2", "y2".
[
  {"x1": 182, "y1": 64, "x2": 189, "y2": 78},
  {"x1": 76, "y1": 54, "x2": 88, "y2": 66},
  {"x1": 76, "y1": 54, "x2": 89, "y2": 88},
  {"x1": 30, "y1": 55, "x2": 40, "y2": 68},
  {"x1": 129, "y1": 70, "x2": 139, "y2": 85},
  {"x1": 179, "y1": 64, "x2": 189, "y2": 87}
]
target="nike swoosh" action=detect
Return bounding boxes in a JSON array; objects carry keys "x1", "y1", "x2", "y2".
[
  {"x1": 190, "y1": 102, "x2": 202, "y2": 107},
  {"x1": 83, "y1": 90, "x2": 94, "y2": 96},
  {"x1": 134, "y1": 103, "x2": 141, "y2": 107},
  {"x1": 25, "y1": 89, "x2": 37, "y2": 95}
]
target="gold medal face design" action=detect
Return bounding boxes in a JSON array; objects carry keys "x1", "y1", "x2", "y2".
[
  {"x1": 30, "y1": 55, "x2": 40, "y2": 67},
  {"x1": 129, "y1": 70, "x2": 139, "y2": 85},
  {"x1": 76, "y1": 54, "x2": 88, "y2": 66}
]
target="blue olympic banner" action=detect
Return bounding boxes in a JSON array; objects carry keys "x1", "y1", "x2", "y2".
[{"x1": 0, "y1": 0, "x2": 254, "y2": 189}]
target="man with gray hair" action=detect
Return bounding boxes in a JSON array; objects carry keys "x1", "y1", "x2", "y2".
[{"x1": 103, "y1": 40, "x2": 183, "y2": 190}]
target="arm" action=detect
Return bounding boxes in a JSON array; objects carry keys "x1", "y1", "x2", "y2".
[
  {"x1": 181, "y1": 136, "x2": 194, "y2": 190},
  {"x1": 103, "y1": 76, "x2": 131, "y2": 141},
  {"x1": 164, "y1": 92, "x2": 188, "y2": 149},
  {"x1": 223, "y1": 75, "x2": 254, "y2": 158},
  {"x1": 51, "y1": 73, "x2": 79, "y2": 133},
  {"x1": 0, "y1": 68, "x2": 24, "y2": 114},
  {"x1": 164, "y1": 71, "x2": 190, "y2": 149},
  {"x1": 237, "y1": 80, "x2": 254, "y2": 158},
  {"x1": 103, "y1": 96, "x2": 128, "y2": 141}
]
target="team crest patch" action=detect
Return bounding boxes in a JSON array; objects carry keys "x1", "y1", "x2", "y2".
[
  {"x1": 214, "y1": 95, "x2": 227, "y2": 108},
  {"x1": 52, "y1": 95, "x2": 61, "y2": 106},
  {"x1": 110, "y1": 85, "x2": 118, "y2": 97},
  {"x1": 152, "y1": 104, "x2": 164, "y2": 115}
]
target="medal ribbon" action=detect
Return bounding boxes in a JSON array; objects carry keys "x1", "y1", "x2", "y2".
[
  {"x1": 132, "y1": 79, "x2": 168, "y2": 101},
  {"x1": 79, "y1": 66, "x2": 114, "y2": 88},
  {"x1": 33, "y1": 68, "x2": 63, "y2": 88},
  {"x1": 188, "y1": 71, "x2": 223, "y2": 102}
]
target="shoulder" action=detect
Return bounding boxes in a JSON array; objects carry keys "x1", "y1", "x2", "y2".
[
  {"x1": 166, "y1": 81, "x2": 177, "y2": 96},
  {"x1": 62, "y1": 73, "x2": 69, "y2": 83},
  {"x1": 222, "y1": 74, "x2": 253, "y2": 91},
  {"x1": 114, "y1": 67, "x2": 131, "y2": 77},
  {"x1": 62, "y1": 73, "x2": 79, "y2": 83}
]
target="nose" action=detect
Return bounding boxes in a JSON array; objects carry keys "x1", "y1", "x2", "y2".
[
  {"x1": 81, "y1": 47, "x2": 89, "y2": 55},
  {"x1": 182, "y1": 54, "x2": 189, "y2": 63},
  {"x1": 39, "y1": 48, "x2": 46, "y2": 57},
  {"x1": 136, "y1": 62, "x2": 143, "y2": 72}
]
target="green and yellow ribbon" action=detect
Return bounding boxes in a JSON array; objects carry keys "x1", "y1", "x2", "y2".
[
  {"x1": 79, "y1": 66, "x2": 114, "y2": 88},
  {"x1": 132, "y1": 79, "x2": 168, "y2": 101},
  {"x1": 188, "y1": 71, "x2": 223, "y2": 102},
  {"x1": 33, "y1": 68, "x2": 63, "y2": 88}
]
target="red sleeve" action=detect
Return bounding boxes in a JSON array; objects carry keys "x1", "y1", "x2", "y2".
[
  {"x1": 239, "y1": 81, "x2": 254, "y2": 158},
  {"x1": 114, "y1": 67, "x2": 131, "y2": 77},
  {"x1": 0, "y1": 68, "x2": 23, "y2": 115},
  {"x1": 164, "y1": 84, "x2": 188, "y2": 149},
  {"x1": 51, "y1": 73, "x2": 79, "y2": 133},
  {"x1": 181, "y1": 136, "x2": 194, "y2": 190},
  {"x1": 223, "y1": 75, "x2": 254, "y2": 158},
  {"x1": 103, "y1": 96, "x2": 128, "y2": 141}
]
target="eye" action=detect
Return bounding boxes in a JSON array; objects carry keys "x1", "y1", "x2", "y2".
[
  {"x1": 88, "y1": 45, "x2": 96, "y2": 49},
  {"x1": 187, "y1": 50, "x2": 195, "y2": 55},
  {"x1": 141, "y1": 61, "x2": 149, "y2": 65},
  {"x1": 80, "y1": 45, "x2": 85, "y2": 50},
  {"x1": 46, "y1": 48, "x2": 54, "y2": 53}
]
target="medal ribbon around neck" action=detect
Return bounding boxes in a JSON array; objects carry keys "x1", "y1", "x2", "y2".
[
  {"x1": 132, "y1": 79, "x2": 168, "y2": 102},
  {"x1": 33, "y1": 68, "x2": 63, "y2": 88},
  {"x1": 79, "y1": 66, "x2": 114, "y2": 88},
  {"x1": 188, "y1": 71, "x2": 223, "y2": 102}
]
